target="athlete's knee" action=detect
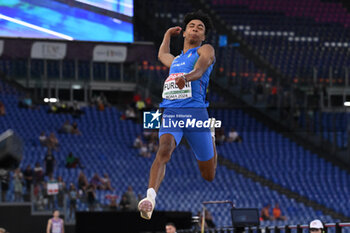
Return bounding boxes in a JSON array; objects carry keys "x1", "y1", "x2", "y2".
[{"x1": 156, "y1": 142, "x2": 174, "y2": 163}]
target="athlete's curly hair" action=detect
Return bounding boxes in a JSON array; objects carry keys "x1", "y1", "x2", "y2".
[{"x1": 183, "y1": 10, "x2": 213, "y2": 35}]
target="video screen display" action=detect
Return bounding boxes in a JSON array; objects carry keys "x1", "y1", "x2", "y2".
[
  {"x1": 75, "y1": 0, "x2": 133, "y2": 16},
  {"x1": 0, "y1": 0, "x2": 133, "y2": 42}
]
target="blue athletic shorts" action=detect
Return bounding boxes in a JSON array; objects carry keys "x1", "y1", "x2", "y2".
[{"x1": 158, "y1": 108, "x2": 214, "y2": 161}]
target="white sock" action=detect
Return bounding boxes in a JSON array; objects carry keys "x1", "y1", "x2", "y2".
[{"x1": 147, "y1": 188, "x2": 157, "y2": 200}]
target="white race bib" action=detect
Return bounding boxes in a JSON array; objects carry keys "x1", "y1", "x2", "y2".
[{"x1": 162, "y1": 73, "x2": 192, "y2": 100}]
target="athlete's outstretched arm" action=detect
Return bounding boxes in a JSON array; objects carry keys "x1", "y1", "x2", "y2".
[
  {"x1": 176, "y1": 44, "x2": 215, "y2": 89},
  {"x1": 158, "y1": 26, "x2": 181, "y2": 67},
  {"x1": 46, "y1": 219, "x2": 52, "y2": 233}
]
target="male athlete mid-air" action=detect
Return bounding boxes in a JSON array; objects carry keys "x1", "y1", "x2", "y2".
[{"x1": 138, "y1": 11, "x2": 218, "y2": 220}]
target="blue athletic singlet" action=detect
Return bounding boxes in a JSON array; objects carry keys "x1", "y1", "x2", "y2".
[
  {"x1": 158, "y1": 45, "x2": 216, "y2": 161},
  {"x1": 160, "y1": 46, "x2": 214, "y2": 108}
]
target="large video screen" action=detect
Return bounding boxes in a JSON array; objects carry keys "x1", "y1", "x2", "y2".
[
  {"x1": 76, "y1": 0, "x2": 133, "y2": 17},
  {"x1": 0, "y1": 0, "x2": 133, "y2": 42}
]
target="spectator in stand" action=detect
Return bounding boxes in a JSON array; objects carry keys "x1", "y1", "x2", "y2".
[
  {"x1": 0, "y1": 101, "x2": 5, "y2": 116},
  {"x1": 71, "y1": 122, "x2": 81, "y2": 135},
  {"x1": 215, "y1": 128, "x2": 226, "y2": 145},
  {"x1": 97, "y1": 99, "x2": 105, "y2": 111},
  {"x1": 309, "y1": 219, "x2": 324, "y2": 233},
  {"x1": 148, "y1": 137, "x2": 159, "y2": 153},
  {"x1": 143, "y1": 130, "x2": 152, "y2": 141},
  {"x1": 125, "y1": 106, "x2": 137, "y2": 120},
  {"x1": 133, "y1": 92, "x2": 141, "y2": 106},
  {"x1": 0, "y1": 169, "x2": 10, "y2": 202},
  {"x1": 109, "y1": 197, "x2": 118, "y2": 211},
  {"x1": 47, "y1": 175, "x2": 58, "y2": 210},
  {"x1": 68, "y1": 183, "x2": 79, "y2": 220},
  {"x1": 137, "y1": 194, "x2": 143, "y2": 203},
  {"x1": 59, "y1": 120, "x2": 73, "y2": 134},
  {"x1": 123, "y1": 186, "x2": 138, "y2": 211},
  {"x1": 44, "y1": 149, "x2": 56, "y2": 176},
  {"x1": 227, "y1": 128, "x2": 243, "y2": 143},
  {"x1": 133, "y1": 135, "x2": 143, "y2": 149},
  {"x1": 150, "y1": 131, "x2": 158, "y2": 141},
  {"x1": 100, "y1": 173, "x2": 113, "y2": 191},
  {"x1": 273, "y1": 203, "x2": 287, "y2": 221},
  {"x1": 91, "y1": 93, "x2": 109, "y2": 111},
  {"x1": 139, "y1": 144, "x2": 151, "y2": 158},
  {"x1": 165, "y1": 222, "x2": 177, "y2": 233},
  {"x1": 48, "y1": 103, "x2": 59, "y2": 114},
  {"x1": 145, "y1": 97, "x2": 154, "y2": 111},
  {"x1": 66, "y1": 152, "x2": 84, "y2": 169},
  {"x1": 57, "y1": 176, "x2": 66, "y2": 208},
  {"x1": 77, "y1": 171, "x2": 89, "y2": 192},
  {"x1": 136, "y1": 99, "x2": 145, "y2": 112},
  {"x1": 204, "y1": 209, "x2": 216, "y2": 228},
  {"x1": 119, "y1": 195, "x2": 130, "y2": 211},
  {"x1": 260, "y1": 204, "x2": 273, "y2": 221},
  {"x1": 39, "y1": 131, "x2": 48, "y2": 146},
  {"x1": 33, "y1": 182, "x2": 45, "y2": 210},
  {"x1": 47, "y1": 132, "x2": 59, "y2": 151},
  {"x1": 70, "y1": 101, "x2": 84, "y2": 118},
  {"x1": 19, "y1": 93, "x2": 34, "y2": 109},
  {"x1": 98, "y1": 93, "x2": 108, "y2": 106},
  {"x1": 23, "y1": 165, "x2": 33, "y2": 194},
  {"x1": 90, "y1": 173, "x2": 103, "y2": 190},
  {"x1": 86, "y1": 184, "x2": 96, "y2": 211},
  {"x1": 66, "y1": 152, "x2": 76, "y2": 168},
  {"x1": 33, "y1": 162, "x2": 44, "y2": 184},
  {"x1": 13, "y1": 168, "x2": 24, "y2": 202}
]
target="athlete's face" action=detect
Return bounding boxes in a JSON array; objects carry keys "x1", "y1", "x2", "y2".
[
  {"x1": 183, "y1": 19, "x2": 206, "y2": 44},
  {"x1": 53, "y1": 210, "x2": 60, "y2": 218}
]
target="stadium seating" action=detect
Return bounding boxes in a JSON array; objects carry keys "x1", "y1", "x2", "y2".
[
  {"x1": 210, "y1": 0, "x2": 350, "y2": 84},
  {"x1": 298, "y1": 110, "x2": 349, "y2": 148}
]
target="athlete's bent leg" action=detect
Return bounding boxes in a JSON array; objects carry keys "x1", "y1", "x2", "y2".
[
  {"x1": 138, "y1": 133, "x2": 176, "y2": 220},
  {"x1": 148, "y1": 133, "x2": 176, "y2": 192}
]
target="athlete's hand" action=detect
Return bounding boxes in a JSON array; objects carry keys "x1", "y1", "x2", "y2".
[
  {"x1": 175, "y1": 76, "x2": 186, "y2": 90},
  {"x1": 166, "y1": 26, "x2": 182, "y2": 37}
]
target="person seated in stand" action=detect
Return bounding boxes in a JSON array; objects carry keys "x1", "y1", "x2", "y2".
[
  {"x1": 39, "y1": 131, "x2": 48, "y2": 146},
  {"x1": 260, "y1": 204, "x2": 273, "y2": 221},
  {"x1": 139, "y1": 144, "x2": 151, "y2": 158},
  {"x1": 133, "y1": 135, "x2": 143, "y2": 149},
  {"x1": 19, "y1": 93, "x2": 34, "y2": 109},
  {"x1": 273, "y1": 203, "x2": 287, "y2": 221},
  {"x1": 71, "y1": 122, "x2": 81, "y2": 135},
  {"x1": 204, "y1": 209, "x2": 216, "y2": 228},
  {"x1": 125, "y1": 106, "x2": 137, "y2": 120},
  {"x1": 227, "y1": 128, "x2": 243, "y2": 143},
  {"x1": 59, "y1": 120, "x2": 73, "y2": 134},
  {"x1": 47, "y1": 132, "x2": 59, "y2": 151},
  {"x1": 65, "y1": 152, "x2": 84, "y2": 169},
  {"x1": 309, "y1": 219, "x2": 324, "y2": 233},
  {"x1": 100, "y1": 173, "x2": 113, "y2": 191},
  {"x1": 90, "y1": 173, "x2": 103, "y2": 190}
]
